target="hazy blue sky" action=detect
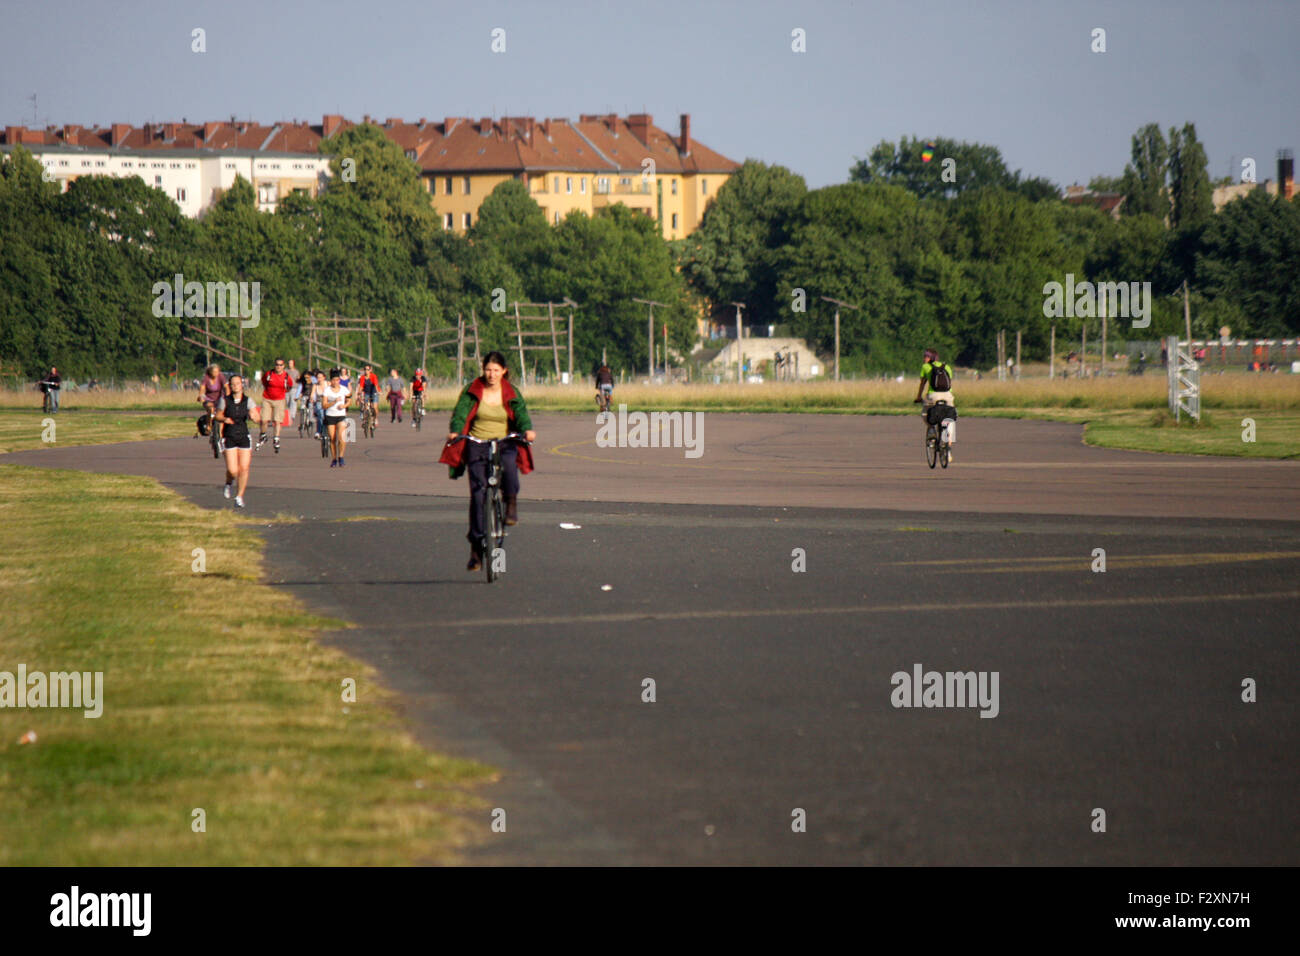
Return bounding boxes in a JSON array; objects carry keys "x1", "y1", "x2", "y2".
[{"x1": 3, "y1": 0, "x2": 1295, "y2": 189}]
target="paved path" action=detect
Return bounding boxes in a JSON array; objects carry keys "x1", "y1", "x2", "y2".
[{"x1": 6, "y1": 412, "x2": 1298, "y2": 864}]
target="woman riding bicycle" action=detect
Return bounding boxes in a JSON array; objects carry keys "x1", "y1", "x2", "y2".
[
  {"x1": 439, "y1": 352, "x2": 536, "y2": 572},
  {"x1": 197, "y1": 364, "x2": 229, "y2": 443}
]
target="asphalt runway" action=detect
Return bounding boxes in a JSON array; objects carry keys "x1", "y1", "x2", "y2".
[{"x1": 7, "y1": 411, "x2": 1299, "y2": 864}]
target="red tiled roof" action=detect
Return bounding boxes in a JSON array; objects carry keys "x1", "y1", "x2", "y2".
[{"x1": 1, "y1": 113, "x2": 740, "y2": 174}]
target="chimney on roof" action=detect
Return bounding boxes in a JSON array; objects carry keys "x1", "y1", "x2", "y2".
[
  {"x1": 525, "y1": 117, "x2": 534, "y2": 146},
  {"x1": 204, "y1": 121, "x2": 221, "y2": 141},
  {"x1": 628, "y1": 113, "x2": 652, "y2": 145},
  {"x1": 164, "y1": 123, "x2": 178, "y2": 141},
  {"x1": 386, "y1": 117, "x2": 401, "y2": 127},
  {"x1": 418, "y1": 117, "x2": 427, "y2": 127},
  {"x1": 679, "y1": 114, "x2": 691, "y2": 156},
  {"x1": 323, "y1": 114, "x2": 344, "y2": 138},
  {"x1": 479, "y1": 117, "x2": 492, "y2": 135},
  {"x1": 63, "y1": 124, "x2": 82, "y2": 143},
  {"x1": 5, "y1": 126, "x2": 25, "y2": 145},
  {"x1": 111, "y1": 123, "x2": 130, "y2": 147},
  {"x1": 1280, "y1": 149, "x2": 1295, "y2": 201}
]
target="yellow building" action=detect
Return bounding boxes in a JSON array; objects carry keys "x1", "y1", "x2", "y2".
[{"x1": 383, "y1": 113, "x2": 738, "y2": 238}]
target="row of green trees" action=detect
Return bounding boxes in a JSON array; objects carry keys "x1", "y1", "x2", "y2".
[
  {"x1": 0, "y1": 125, "x2": 696, "y2": 381},
  {"x1": 2, "y1": 121, "x2": 1297, "y2": 379},
  {"x1": 681, "y1": 125, "x2": 1299, "y2": 370}
]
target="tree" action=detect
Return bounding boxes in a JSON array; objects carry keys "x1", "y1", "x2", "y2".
[
  {"x1": 1119, "y1": 124, "x2": 1169, "y2": 219},
  {"x1": 1194, "y1": 191, "x2": 1300, "y2": 335},
  {"x1": 678, "y1": 160, "x2": 807, "y2": 328},
  {"x1": 1168, "y1": 122, "x2": 1213, "y2": 231}
]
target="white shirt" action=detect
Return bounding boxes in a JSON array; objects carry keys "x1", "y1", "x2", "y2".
[{"x1": 322, "y1": 384, "x2": 350, "y2": 415}]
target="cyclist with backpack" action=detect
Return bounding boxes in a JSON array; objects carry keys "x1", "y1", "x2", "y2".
[{"x1": 913, "y1": 348, "x2": 957, "y2": 458}]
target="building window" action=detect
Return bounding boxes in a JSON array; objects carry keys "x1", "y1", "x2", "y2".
[
  {"x1": 96, "y1": 160, "x2": 106, "y2": 167},
  {"x1": 258, "y1": 183, "x2": 276, "y2": 204},
  {"x1": 444, "y1": 176, "x2": 453, "y2": 195},
  {"x1": 462, "y1": 176, "x2": 471, "y2": 195},
  {"x1": 702, "y1": 179, "x2": 709, "y2": 194},
  {"x1": 671, "y1": 178, "x2": 678, "y2": 195},
  {"x1": 553, "y1": 212, "x2": 560, "y2": 224},
  {"x1": 155, "y1": 175, "x2": 163, "y2": 186},
  {"x1": 176, "y1": 187, "x2": 187, "y2": 202},
  {"x1": 444, "y1": 213, "x2": 453, "y2": 229},
  {"x1": 671, "y1": 213, "x2": 678, "y2": 229},
  {"x1": 463, "y1": 212, "x2": 472, "y2": 228},
  {"x1": 554, "y1": 177, "x2": 560, "y2": 192},
  {"x1": 597, "y1": 177, "x2": 609, "y2": 193},
  {"x1": 405, "y1": 150, "x2": 416, "y2": 160},
  {"x1": 566, "y1": 177, "x2": 572, "y2": 194},
  {"x1": 619, "y1": 176, "x2": 631, "y2": 186}
]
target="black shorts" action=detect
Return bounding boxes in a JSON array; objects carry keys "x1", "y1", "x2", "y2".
[
  {"x1": 324, "y1": 414, "x2": 347, "y2": 428},
  {"x1": 223, "y1": 432, "x2": 252, "y2": 450}
]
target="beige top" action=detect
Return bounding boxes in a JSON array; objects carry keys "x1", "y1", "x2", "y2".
[{"x1": 470, "y1": 397, "x2": 509, "y2": 439}]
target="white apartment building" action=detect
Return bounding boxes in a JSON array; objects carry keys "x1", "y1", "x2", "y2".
[{"x1": 2, "y1": 144, "x2": 330, "y2": 216}]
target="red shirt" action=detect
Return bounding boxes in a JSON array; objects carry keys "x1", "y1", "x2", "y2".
[{"x1": 262, "y1": 370, "x2": 292, "y2": 400}]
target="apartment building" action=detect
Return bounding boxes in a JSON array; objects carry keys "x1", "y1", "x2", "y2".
[
  {"x1": 1, "y1": 112, "x2": 738, "y2": 237},
  {"x1": 0, "y1": 120, "x2": 330, "y2": 214}
]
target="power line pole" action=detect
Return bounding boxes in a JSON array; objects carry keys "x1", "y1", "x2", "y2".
[
  {"x1": 632, "y1": 298, "x2": 667, "y2": 379},
  {"x1": 820, "y1": 296, "x2": 859, "y2": 382},
  {"x1": 729, "y1": 302, "x2": 747, "y2": 384}
]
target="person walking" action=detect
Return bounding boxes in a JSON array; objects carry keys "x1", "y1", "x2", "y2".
[{"x1": 385, "y1": 368, "x2": 407, "y2": 423}]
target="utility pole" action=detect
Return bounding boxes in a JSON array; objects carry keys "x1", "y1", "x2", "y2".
[
  {"x1": 729, "y1": 302, "x2": 746, "y2": 384},
  {"x1": 820, "y1": 296, "x2": 859, "y2": 382},
  {"x1": 1016, "y1": 329, "x2": 1022, "y2": 380},
  {"x1": 632, "y1": 298, "x2": 667, "y2": 380},
  {"x1": 563, "y1": 297, "x2": 577, "y2": 383},
  {"x1": 1183, "y1": 279, "x2": 1192, "y2": 345},
  {"x1": 1050, "y1": 325, "x2": 1056, "y2": 380}
]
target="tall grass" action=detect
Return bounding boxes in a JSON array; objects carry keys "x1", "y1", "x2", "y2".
[{"x1": 5, "y1": 373, "x2": 1298, "y2": 413}]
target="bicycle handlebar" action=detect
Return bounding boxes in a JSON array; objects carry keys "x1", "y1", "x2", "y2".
[{"x1": 448, "y1": 432, "x2": 532, "y2": 446}]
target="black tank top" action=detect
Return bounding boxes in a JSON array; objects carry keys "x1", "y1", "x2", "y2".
[{"x1": 222, "y1": 394, "x2": 251, "y2": 443}]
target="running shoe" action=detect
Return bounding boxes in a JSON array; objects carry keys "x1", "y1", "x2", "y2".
[
  {"x1": 339, "y1": 457, "x2": 346, "y2": 467},
  {"x1": 273, "y1": 437, "x2": 280, "y2": 454},
  {"x1": 224, "y1": 482, "x2": 232, "y2": 499},
  {"x1": 256, "y1": 433, "x2": 267, "y2": 449},
  {"x1": 234, "y1": 496, "x2": 245, "y2": 508},
  {"x1": 330, "y1": 458, "x2": 338, "y2": 468}
]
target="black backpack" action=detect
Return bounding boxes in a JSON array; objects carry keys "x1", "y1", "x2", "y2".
[{"x1": 929, "y1": 362, "x2": 952, "y2": 391}]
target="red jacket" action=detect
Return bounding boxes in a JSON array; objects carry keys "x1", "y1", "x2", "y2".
[
  {"x1": 262, "y1": 370, "x2": 292, "y2": 400},
  {"x1": 438, "y1": 377, "x2": 535, "y2": 477}
]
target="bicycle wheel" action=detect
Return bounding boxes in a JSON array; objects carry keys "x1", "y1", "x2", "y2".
[
  {"x1": 925, "y1": 425, "x2": 938, "y2": 469},
  {"x1": 939, "y1": 440, "x2": 950, "y2": 469},
  {"x1": 413, "y1": 400, "x2": 422, "y2": 430},
  {"x1": 211, "y1": 425, "x2": 221, "y2": 459},
  {"x1": 484, "y1": 487, "x2": 500, "y2": 583},
  {"x1": 320, "y1": 428, "x2": 329, "y2": 458}
]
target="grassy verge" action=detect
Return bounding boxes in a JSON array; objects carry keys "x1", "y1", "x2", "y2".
[
  {"x1": 0, "y1": 410, "x2": 192, "y2": 455},
  {"x1": 1081, "y1": 410, "x2": 1300, "y2": 459},
  {"x1": 0, "y1": 464, "x2": 493, "y2": 865}
]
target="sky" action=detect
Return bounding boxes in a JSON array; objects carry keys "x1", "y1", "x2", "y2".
[{"x1": 2, "y1": 0, "x2": 1295, "y2": 189}]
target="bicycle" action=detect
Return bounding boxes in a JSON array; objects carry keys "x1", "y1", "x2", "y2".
[
  {"x1": 319, "y1": 419, "x2": 330, "y2": 458},
  {"x1": 360, "y1": 397, "x2": 377, "y2": 439},
  {"x1": 595, "y1": 386, "x2": 613, "y2": 414},
  {"x1": 41, "y1": 387, "x2": 54, "y2": 414},
  {"x1": 923, "y1": 400, "x2": 954, "y2": 470},
  {"x1": 411, "y1": 394, "x2": 424, "y2": 431},
  {"x1": 451, "y1": 433, "x2": 531, "y2": 583},
  {"x1": 296, "y1": 397, "x2": 312, "y2": 437}
]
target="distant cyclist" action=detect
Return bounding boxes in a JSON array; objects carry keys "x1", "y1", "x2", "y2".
[
  {"x1": 595, "y1": 362, "x2": 614, "y2": 412},
  {"x1": 355, "y1": 364, "x2": 380, "y2": 431},
  {"x1": 257, "y1": 357, "x2": 293, "y2": 453},
  {"x1": 409, "y1": 368, "x2": 428, "y2": 427},
  {"x1": 197, "y1": 364, "x2": 229, "y2": 446},
  {"x1": 913, "y1": 347, "x2": 957, "y2": 458},
  {"x1": 38, "y1": 366, "x2": 62, "y2": 412}
]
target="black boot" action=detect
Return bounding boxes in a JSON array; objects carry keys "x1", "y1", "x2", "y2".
[{"x1": 504, "y1": 496, "x2": 518, "y2": 526}]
